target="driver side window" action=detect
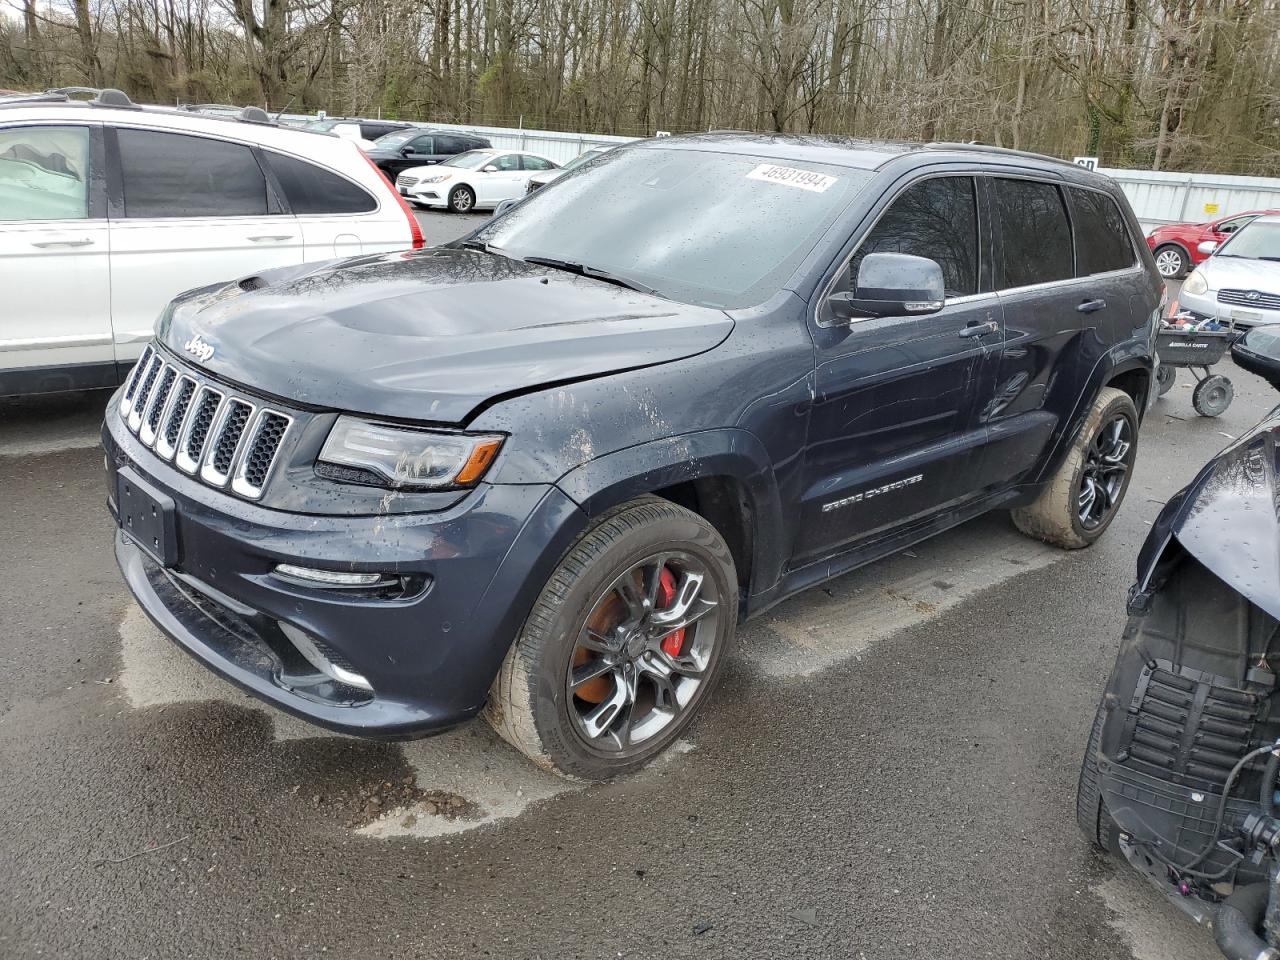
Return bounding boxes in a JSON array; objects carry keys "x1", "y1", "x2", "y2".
[
  {"x1": 1218, "y1": 216, "x2": 1251, "y2": 235},
  {"x1": 408, "y1": 136, "x2": 434, "y2": 154},
  {"x1": 491, "y1": 154, "x2": 521, "y2": 172},
  {"x1": 843, "y1": 176, "x2": 979, "y2": 299}
]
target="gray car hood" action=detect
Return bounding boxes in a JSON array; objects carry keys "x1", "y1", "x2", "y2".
[{"x1": 157, "y1": 248, "x2": 734, "y2": 424}]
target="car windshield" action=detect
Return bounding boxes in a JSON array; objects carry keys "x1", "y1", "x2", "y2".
[
  {"x1": 559, "y1": 149, "x2": 608, "y2": 173},
  {"x1": 373, "y1": 131, "x2": 416, "y2": 149},
  {"x1": 470, "y1": 146, "x2": 873, "y2": 308},
  {"x1": 1218, "y1": 221, "x2": 1280, "y2": 261},
  {"x1": 442, "y1": 151, "x2": 495, "y2": 170},
  {"x1": 302, "y1": 120, "x2": 339, "y2": 133}
]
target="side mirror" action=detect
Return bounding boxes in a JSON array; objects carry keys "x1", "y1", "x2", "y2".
[
  {"x1": 398, "y1": 146, "x2": 412, "y2": 156},
  {"x1": 828, "y1": 252, "x2": 946, "y2": 321},
  {"x1": 1197, "y1": 240, "x2": 1219, "y2": 255},
  {"x1": 493, "y1": 198, "x2": 518, "y2": 217},
  {"x1": 483, "y1": 164, "x2": 499, "y2": 173},
  {"x1": 1231, "y1": 325, "x2": 1280, "y2": 391}
]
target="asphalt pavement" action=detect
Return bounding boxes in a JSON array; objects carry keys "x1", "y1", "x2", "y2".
[{"x1": 0, "y1": 245, "x2": 1243, "y2": 960}]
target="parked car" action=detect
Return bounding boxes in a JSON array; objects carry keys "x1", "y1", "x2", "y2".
[
  {"x1": 525, "y1": 145, "x2": 612, "y2": 195},
  {"x1": 1172, "y1": 215, "x2": 1280, "y2": 328},
  {"x1": 1077, "y1": 326, "x2": 1280, "y2": 959},
  {"x1": 1146, "y1": 207, "x2": 1280, "y2": 278},
  {"x1": 364, "y1": 129, "x2": 492, "y2": 181},
  {"x1": 104, "y1": 135, "x2": 1160, "y2": 779},
  {"x1": 396, "y1": 149, "x2": 558, "y2": 212},
  {"x1": 301, "y1": 117, "x2": 414, "y2": 151},
  {"x1": 0, "y1": 88, "x2": 423, "y2": 397}
]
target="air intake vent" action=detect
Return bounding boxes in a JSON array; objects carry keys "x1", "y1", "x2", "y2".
[{"x1": 117, "y1": 345, "x2": 293, "y2": 501}]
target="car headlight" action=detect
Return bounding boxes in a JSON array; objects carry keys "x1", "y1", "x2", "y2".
[
  {"x1": 1183, "y1": 269, "x2": 1209, "y2": 296},
  {"x1": 318, "y1": 416, "x2": 504, "y2": 489},
  {"x1": 421, "y1": 174, "x2": 449, "y2": 184}
]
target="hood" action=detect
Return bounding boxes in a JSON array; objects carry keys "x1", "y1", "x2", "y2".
[
  {"x1": 1199, "y1": 255, "x2": 1280, "y2": 292},
  {"x1": 530, "y1": 170, "x2": 566, "y2": 186},
  {"x1": 1143, "y1": 406, "x2": 1280, "y2": 619},
  {"x1": 157, "y1": 248, "x2": 733, "y2": 424}
]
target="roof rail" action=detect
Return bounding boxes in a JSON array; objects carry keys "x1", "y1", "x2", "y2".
[
  {"x1": 45, "y1": 87, "x2": 139, "y2": 110},
  {"x1": 923, "y1": 141, "x2": 1076, "y2": 168}
]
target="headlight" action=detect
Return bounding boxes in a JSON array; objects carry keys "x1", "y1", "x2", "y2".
[
  {"x1": 318, "y1": 416, "x2": 503, "y2": 489},
  {"x1": 1183, "y1": 269, "x2": 1209, "y2": 296},
  {"x1": 421, "y1": 174, "x2": 449, "y2": 184}
]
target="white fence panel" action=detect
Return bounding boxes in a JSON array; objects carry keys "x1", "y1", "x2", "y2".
[{"x1": 1100, "y1": 168, "x2": 1280, "y2": 233}]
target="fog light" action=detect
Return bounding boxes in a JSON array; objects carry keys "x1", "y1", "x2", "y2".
[
  {"x1": 278, "y1": 622, "x2": 373, "y2": 691},
  {"x1": 274, "y1": 564, "x2": 387, "y2": 588}
]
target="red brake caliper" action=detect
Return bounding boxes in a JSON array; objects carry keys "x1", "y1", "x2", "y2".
[{"x1": 657, "y1": 566, "x2": 687, "y2": 657}]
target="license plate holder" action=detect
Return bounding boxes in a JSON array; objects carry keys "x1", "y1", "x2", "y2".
[
  {"x1": 1233, "y1": 308, "x2": 1264, "y2": 325},
  {"x1": 117, "y1": 466, "x2": 179, "y2": 567}
]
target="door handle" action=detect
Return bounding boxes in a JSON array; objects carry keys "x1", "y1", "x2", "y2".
[
  {"x1": 1077, "y1": 298, "x2": 1107, "y2": 314},
  {"x1": 30, "y1": 237, "x2": 94, "y2": 248},
  {"x1": 959, "y1": 320, "x2": 999, "y2": 338},
  {"x1": 248, "y1": 235, "x2": 292, "y2": 242}
]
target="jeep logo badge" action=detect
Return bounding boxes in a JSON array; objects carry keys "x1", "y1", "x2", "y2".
[{"x1": 183, "y1": 334, "x2": 215, "y2": 362}]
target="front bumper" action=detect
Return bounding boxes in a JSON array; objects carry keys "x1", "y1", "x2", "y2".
[
  {"x1": 1177, "y1": 287, "x2": 1280, "y2": 328},
  {"x1": 105, "y1": 405, "x2": 586, "y2": 738}
]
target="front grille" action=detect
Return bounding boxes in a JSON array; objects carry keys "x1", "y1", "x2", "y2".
[
  {"x1": 1219, "y1": 288, "x2": 1280, "y2": 310},
  {"x1": 395, "y1": 173, "x2": 416, "y2": 190},
  {"x1": 118, "y1": 345, "x2": 294, "y2": 500}
]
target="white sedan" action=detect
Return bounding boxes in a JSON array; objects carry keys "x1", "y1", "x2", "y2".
[{"x1": 395, "y1": 150, "x2": 559, "y2": 213}]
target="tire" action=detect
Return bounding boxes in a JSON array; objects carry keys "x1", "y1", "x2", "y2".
[
  {"x1": 1192, "y1": 374, "x2": 1233, "y2": 417},
  {"x1": 447, "y1": 185, "x2": 475, "y2": 214},
  {"x1": 1153, "y1": 244, "x2": 1187, "y2": 279},
  {"x1": 1077, "y1": 694, "x2": 1122, "y2": 853},
  {"x1": 484, "y1": 496, "x2": 738, "y2": 780},
  {"x1": 1156, "y1": 364, "x2": 1176, "y2": 396},
  {"x1": 1011, "y1": 386, "x2": 1138, "y2": 549}
]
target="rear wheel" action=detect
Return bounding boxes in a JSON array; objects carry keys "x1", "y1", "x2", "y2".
[
  {"x1": 1156, "y1": 364, "x2": 1176, "y2": 396},
  {"x1": 1154, "y1": 244, "x2": 1187, "y2": 279},
  {"x1": 1011, "y1": 387, "x2": 1138, "y2": 549},
  {"x1": 485, "y1": 496, "x2": 737, "y2": 779},
  {"x1": 448, "y1": 185, "x2": 475, "y2": 213},
  {"x1": 1192, "y1": 374, "x2": 1233, "y2": 417}
]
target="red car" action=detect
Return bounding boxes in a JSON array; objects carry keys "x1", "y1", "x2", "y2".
[{"x1": 1146, "y1": 208, "x2": 1280, "y2": 278}]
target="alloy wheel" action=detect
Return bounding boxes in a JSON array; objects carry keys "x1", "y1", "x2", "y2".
[
  {"x1": 1155, "y1": 248, "x2": 1184, "y2": 278},
  {"x1": 566, "y1": 552, "x2": 721, "y2": 754},
  {"x1": 451, "y1": 188, "x2": 473, "y2": 212},
  {"x1": 1078, "y1": 414, "x2": 1134, "y2": 530}
]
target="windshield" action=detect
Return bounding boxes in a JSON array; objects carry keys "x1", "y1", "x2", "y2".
[
  {"x1": 559, "y1": 149, "x2": 608, "y2": 173},
  {"x1": 303, "y1": 120, "x2": 339, "y2": 133},
  {"x1": 1219, "y1": 221, "x2": 1280, "y2": 261},
  {"x1": 442, "y1": 151, "x2": 495, "y2": 170},
  {"x1": 471, "y1": 146, "x2": 873, "y2": 308},
  {"x1": 373, "y1": 131, "x2": 415, "y2": 149}
]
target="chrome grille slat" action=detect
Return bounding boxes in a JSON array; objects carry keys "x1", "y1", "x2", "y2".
[
  {"x1": 119, "y1": 344, "x2": 294, "y2": 501},
  {"x1": 1219, "y1": 288, "x2": 1280, "y2": 310}
]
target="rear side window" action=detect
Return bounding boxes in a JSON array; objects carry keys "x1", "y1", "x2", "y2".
[
  {"x1": 1069, "y1": 187, "x2": 1135, "y2": 275},
  {"x1": 116, "y1": 129, "x2": 267, "y2": 218},
  {"x1": 0, "y1": 125, "x2": 91, "y2": 220},
  {"x1": 849, "y1": 176, "x2": 979, "y2": 298},
  {"x1": 991, "y1": 178, "x2": 1073, "y2": 288},
  {"x1": 434, "y1": 135, "x2": 465, "y2": 154},
  {"x1": 264, "y1": 152, "x2": 376, "y2": 215}
]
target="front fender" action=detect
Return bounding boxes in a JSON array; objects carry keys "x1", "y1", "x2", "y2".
[{"x1": 555, "y1": 428, "x2": 787, "y2": 598}]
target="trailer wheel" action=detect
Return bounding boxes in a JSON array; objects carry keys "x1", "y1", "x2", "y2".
[
  {"x1": 1192, "y1": 375, "x2": 1233, "y2": 417},
  {"x1": 1156, "y1": 364, "x2": 1176, "y2": 397}
]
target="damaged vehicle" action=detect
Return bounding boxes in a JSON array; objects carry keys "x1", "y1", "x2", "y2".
[
  {"x1": 1079, "y1": 325, "x2": 1280, "y2": 959},
  {"x1": 105, "y1": 134, "x2": 1160, "y2": 779}
]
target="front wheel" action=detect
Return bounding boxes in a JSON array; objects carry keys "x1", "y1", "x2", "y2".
[
  {"x1": 447, "y1": 185, "x2": 475, "y2": 213},
  {"x1": 1192, "y1": 374, "x2": 1233, "y2": 417},
  {"x1": 485, "y1": 496, "x2": 738, "y2": 779},
  {"x1": 1153, "y1": 244, "x2": 1187, "y2": 279},
  {"x1": 1011, "y1": 386, "x2": 1138, "y2": 549}
]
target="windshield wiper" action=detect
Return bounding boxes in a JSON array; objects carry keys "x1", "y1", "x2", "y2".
[
  {"x1": 522, "y1": 256, "x2": 665, "y2": 298},
  {"x1": 458, "y1": 239, "x2": 519, "y2": 260}
]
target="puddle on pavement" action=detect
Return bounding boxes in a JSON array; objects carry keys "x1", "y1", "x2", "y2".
[
  {"x1": 119, "y1": 605, "x2": 684, "y2": 839},
  {"x1": 742, "y1": 518, "x2": 1059, "y2": 678}
]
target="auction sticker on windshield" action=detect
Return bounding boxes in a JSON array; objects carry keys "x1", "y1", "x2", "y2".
[{"x1": 746, "y1": 163, "x2": 838, "y2": 193}]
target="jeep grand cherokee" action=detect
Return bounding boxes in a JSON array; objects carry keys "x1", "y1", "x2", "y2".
[{"x1": 104, "y1": 134, "x2": 1162, "y2": 779}]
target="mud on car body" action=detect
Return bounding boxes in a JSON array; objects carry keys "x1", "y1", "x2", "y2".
[{"x1": 105, "y1": 133, "x2": 1162, "y2": 779}]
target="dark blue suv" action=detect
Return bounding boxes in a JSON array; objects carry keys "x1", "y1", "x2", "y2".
[{"x1": 104, "y1": 134, "x2": 1162, "y2": 779}]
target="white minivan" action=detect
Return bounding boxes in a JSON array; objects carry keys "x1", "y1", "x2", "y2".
[{"x1": 0, "y1": 90, "x2": 424, "y2": 396}]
